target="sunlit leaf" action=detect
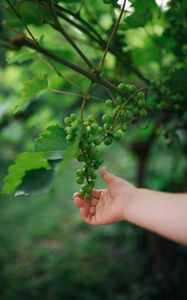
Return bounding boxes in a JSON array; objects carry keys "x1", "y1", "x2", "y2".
[
  {"x1": 14, "y1": 73, "x2": 48, "y2": 113},
  {"x1": 35, "y1": 124, "x2": 67, "y2": 160},
  {"x1": 2, "y1": 152, "x2": 51, "y2": 194}
]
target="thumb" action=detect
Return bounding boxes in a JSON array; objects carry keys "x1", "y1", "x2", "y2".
[{"x1": 101, "y1": 167, "x2": 116, "y2": 184}]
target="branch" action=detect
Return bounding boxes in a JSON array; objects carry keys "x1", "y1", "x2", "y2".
[
  {"x1": 10, "y1": 35, "x2": 120, "y2": 95},
  {"x1": 80, "y1": 82, "x2": 94, "y2": 121},
  {"x1": 6, "y1": 0, "x2": 37, "y2": 42},
  {"x1": 48, "y1": 0, "x2": 94, "y2": 70},
  {"x1": 98, "y1": 0, "x2": 126, "y2": 73}
]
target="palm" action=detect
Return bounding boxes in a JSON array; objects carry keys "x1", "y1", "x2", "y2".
[{"x1": 74, "y1": 172, "x2": 135, "y2": 225}]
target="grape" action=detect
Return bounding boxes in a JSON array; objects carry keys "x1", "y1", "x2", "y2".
[
  {"x1": 64, "y1": 117, "x2": 71, "y2": 126},
  {"x1": 105, "y1": 99, "x2": 113, "y2": 107},
  {"x1": 104, "y1": 137, "x2": 113, "y2": 145},
  {"x1": 76, "y1": 169, "x2": 84, "y2": 177},
  {"x1": 102, "y1": 114, "x2": 111, "y2": 123},
  {"x1": 76, "y1": 177, "x2": 84, "y2": 184},
  {"x1": 114, "y1": 131, "x2": 122, "y2": 140},
  {"x1": 139, "y1": 109, "x2": 148, "y2": 117},
  {"x1": 70, "y1": 113, "x2": 76, "y2": 121},
  {"x1": 88, "y1": 115, "x2": 95, "y2": 122},
  {"x1": 137, "y1": 91, "x2": 145, "y2": 99}
]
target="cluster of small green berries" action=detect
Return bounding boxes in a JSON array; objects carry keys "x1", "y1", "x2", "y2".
[
  {"x1": 64, "y1": 114, "x2": 103, "y2": 199},
  {"x1": 64, "y1": 113, "x2": 78, "y2": 143},
  {"x1": 64, "y1": 82, "x2": 148, "y2": 199},
  {"x1": 76, "y1": 116, "x2": 104, "y2": 199}
]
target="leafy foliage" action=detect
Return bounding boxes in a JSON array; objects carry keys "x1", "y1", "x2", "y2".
[
  {"x1": 15, "y1": 73, "x2": 48, "y2": 113},
  {"x1": 35, "y1": 125, "x2": 67, "y2": 160},
  {"x1": 2, "y1": 152, "x2": 51, "y2": 194}
]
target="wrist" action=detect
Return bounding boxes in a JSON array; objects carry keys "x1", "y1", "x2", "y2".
[{"x1": 123, "y1": 185, "x2": 140, "y2": 221}]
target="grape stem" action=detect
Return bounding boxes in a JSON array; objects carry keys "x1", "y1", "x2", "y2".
[
  {"x1": 98, "y1": 0, "x2": 127, "y2": 73},
  {"x1": 80, "y1": 82, "x2": 94, "y2": 121}
]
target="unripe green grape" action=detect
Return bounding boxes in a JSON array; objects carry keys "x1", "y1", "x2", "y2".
[
  {"x1": 90, "y1": 172, "x2": 97, "y2": 180},
  {"x1": 66, "y1": 134, "x2": 73, "y2": 142},
  {"x1": 116, "y1": 96, "x2": 123, "y2": 103},
  {"x1": 114, "y1": 131, "x2": 122, "y2": 140},
  {"x1": 118, "y1": 82, "x2": 128, "y2": 93},
  {"x1": 139, "y1": 109, "x2": 148, "y2": 117},
  {"x1": 88, "y1": 115, "x2": 95, "y2": 123},
  {"x1": 138, "y1": 99, "x2": 146, "y2": 107},
  {"x1": 81, "y1": 183, "x2": 88, "y2": 191},
  {"x1": 70, "y1": 113, "x2": 76, "y2": 121},
  {"x1": 102, "y1": 114, "x2": 111, "y2": 123},
  {"x1": 97, "y1": 158, "x2": 103, "y2": 165},
  {"x1": 105, "y1": 99, "x2": 113, "y2": 107},
  {"x1": 104, "y1": 137, "x2": 113, "y2": 145},
  {"x1": 89, "y1": 146, "x2": 98, "y2": 156},
  {"x1": 88, "y1": 180, "x2": 95, "y2": 188},
  {"x1": 98, "y1": 127, "x2": 103, "y2": 134},
  {"x1": 77, "y1": 153, "x2": 84, "y2": 162},
  {"x1": 121, "y1": 124, "x2": 128, "y2": 132},
  {"x1": 86, "y1": 125, "x2": 91, "y2": 133},
  {"x1": 132, "y1": 107, "x2": 139, "y2": 116},
  {"x1": 93, "y1": 162, "x2": 100, "y2": 169},
  {"x1": 128, "y1": 85, "x2": 136, "y2": 93},
  {"x1": 137, "y1": 91, "x2": 145, "y2": 99},
  {"x1": 76, "y1": 177, "x2": 84, "y2": 184},
  {"x1": 126, "y1": 109, "x2": 133, "y2": 119},
  {"x1": 91, "y1": 123, "x2": 99, "y2": 132},
  {"x1": 94, "y1": 136, "x2": 102, "y2": 145},
  {"x1": 64, "y1": 117, "x2": 71, "y2": 126},
  {"x1": 76, "y1": 169, "x2": 84, "y2": 177}
]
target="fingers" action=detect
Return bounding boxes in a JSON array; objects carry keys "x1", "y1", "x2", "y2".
[{"x1": 101, "y1": 167, "x2": 116, "y2": 184}]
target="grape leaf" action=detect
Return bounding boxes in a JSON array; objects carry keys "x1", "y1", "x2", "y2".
[
  {"x1": 123, "y1": 0, "x2": 157, "y2": 29},
  {"x1": 15, "y1": 168, "x2": 55, "y2": 197},
  {"x1": 35, "y1": 125, "x2": 67, "y2": 160},
  {"x1": 14, "y1": 73, "x2": 48, "y2": 113},
  {"x1": 2, "y1": 152, "x2": 51, "y2": 194}
]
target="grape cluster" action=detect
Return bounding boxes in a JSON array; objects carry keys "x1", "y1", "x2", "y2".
[{"x1": 64, "y1": 82, "x2": 148, "y2": 199}]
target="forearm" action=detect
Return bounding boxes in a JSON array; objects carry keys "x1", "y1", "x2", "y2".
[{"x1": 125, "y1": 188, "x2": 187, "y2": 245}]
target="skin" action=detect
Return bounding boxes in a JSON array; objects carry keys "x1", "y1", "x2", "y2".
[{"x1": 73, "y1": 167, "x2": 187, "y2": 246}]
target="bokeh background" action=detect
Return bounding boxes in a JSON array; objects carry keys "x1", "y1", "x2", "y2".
[{"x1": 0, "y1": 0, "x2": 187, "y2": 299}]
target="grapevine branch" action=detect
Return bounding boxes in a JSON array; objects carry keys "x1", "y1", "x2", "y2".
[
  {"x1": 48, "y1": 0, "x2": 94, "y2": 70},
  {"x1": 98, "y1": 0, "x2": 127, "y2": 73},
  {"x1": 80, "y1": 82, "x2": 94, "y2": 121},
  {"x1": 9, "y1": 34, "x2": 119, "y2": 94},
  {"x1": 5, "y1": 0, "x2": 37, "y2": 42}
]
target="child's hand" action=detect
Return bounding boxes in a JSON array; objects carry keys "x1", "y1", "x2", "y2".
[{"x1": 73, "y1": 167, "x2": 136, "y2": 225}]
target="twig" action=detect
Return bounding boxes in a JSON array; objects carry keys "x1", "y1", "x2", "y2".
[
  {"x1": 98, "y1": 0, "x2": 126, "y2": 73},
  {"x1": 80, "y1": 82, "x2": 94, "y2": 121},
  {"x1": 6, "y1": 0, "x2": 37, "y2": 42},
  {"x1": 49, "y1": 0, "x2": 94, "y2": 70}
]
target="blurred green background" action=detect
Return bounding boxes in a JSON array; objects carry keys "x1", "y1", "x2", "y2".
[{"x1": 0, "y1": 0, "x2": 187, "y2": 299}]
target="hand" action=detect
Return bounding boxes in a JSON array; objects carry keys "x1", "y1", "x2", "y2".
[{"x1": 73, "y1": 167, "x2": 136, "y2": 225}]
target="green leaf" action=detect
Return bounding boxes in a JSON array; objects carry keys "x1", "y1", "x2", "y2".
[
  {"x1": 123, "y1": 0, "x2": 157, "y2": 29},
  {"x1": 2, "y1": 152, "x2": 51, "y2": 194},
  {"x1": 15, "y1": 168, "x2": 55, "y2": 197},
  {"x1": 6, "y1": 47, "x2": 35, "y2": 64},
  {"x1": 14, "y1": 73, "x2": 48, "y2": 113},
  {"x1": 35, "y1": 125, "x2": 67, "y2": 160}
]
